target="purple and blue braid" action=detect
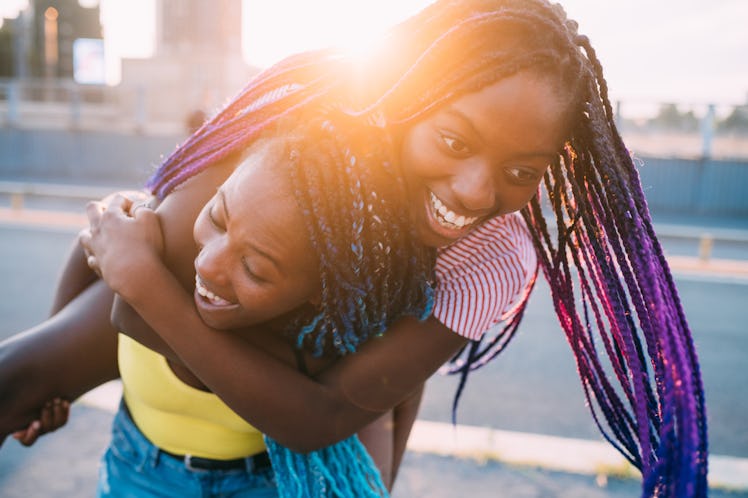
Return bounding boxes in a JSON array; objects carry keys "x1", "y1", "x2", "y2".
[{"x1": 146, "y1": 0, "x2": 707, "y2": 495}]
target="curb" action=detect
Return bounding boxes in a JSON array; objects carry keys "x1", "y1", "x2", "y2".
[
  {"x1": 408, "y1": 420, "x2": 748, "y2": 492},
  {"x1": 80, "y1": 381, "x2": 748, "y2": 492},
  {"x1": 0, "y1": 207, "x2": 86, "y2": 230}
]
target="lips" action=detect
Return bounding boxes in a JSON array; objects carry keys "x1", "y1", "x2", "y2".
[
  {"x1": 420, "y1": 189, "x2": 486, "y2": 246},
  {"x1": 429, "y1": 191, "x2": 480, "y2": 230},
  {"x1": 194, "y1": 274, "x2": 236, "y2": 307}
]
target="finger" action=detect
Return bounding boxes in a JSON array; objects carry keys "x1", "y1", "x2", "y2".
[
  {"x1": 85, "y1": 200, "x2": 106, "y2": 229},
  {"x1": 51, "y1": 399, "x2": 70, "y2": 431},
  {"x1": 130, "y1": 199, "x2": 156, "y2": 219},
  {"x1": 106, "y1": 193, "x2": 134, "y2": 214},
  {"x1": 129, "y1": 201, "x2": 148, "y2": 217},
  {"x1": 40, "y1": 401, "x2": 53, "y2": 431},
  {"x1": 124, "y1": 190, "x2": 151, "y2": 203},
  {"x1": 13, "y1": 420, "x2": 41, "y2": 447},
  {"x1": 102, "y1": 189, "x2": 149, "y2": 206},
  {"x1": 86, "y1": 255, "x2": 100, "y2": 276},
  {"x1": 78, "y1": 228, "x2": 92, "y2": 254}
]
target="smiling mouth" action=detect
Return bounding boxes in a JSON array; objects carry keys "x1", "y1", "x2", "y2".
[
  {"x1": 429, "y1": 191, "x2": 480, "y2": 230},
  {"x1": 195, "y1": 275, "x2": 235, "y2": 307}
]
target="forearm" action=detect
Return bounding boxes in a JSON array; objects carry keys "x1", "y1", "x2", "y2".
[
  {"x1": 111, "y1": 295, "x2": 182, "y2": 364},
  {"x1": 0, "y1": 280, "x2": 119, "y2": 441},
  {"x1": 49, "y1": 238, "x2": 99, "y2": 315},
  {"x1": 119, "y1": 259, "x2": 466, "y2": 451},
  {"x1": 118, "y1": 263, "x2": 349, "y2": 450},
  {"x1": 391, "y1": 384, "x2": 424, "y2": 484}
]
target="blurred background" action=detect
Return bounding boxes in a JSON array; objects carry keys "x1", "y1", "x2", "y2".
[
  {"x1": 0, "y1": 1, "x2": 747, "y2": 497},
  {"x1": 0, "y1": 0, "x2": 746, "y2": 211}
]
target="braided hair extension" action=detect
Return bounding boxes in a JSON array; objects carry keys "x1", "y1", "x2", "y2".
[
  {"x1": 280, "y1": 119, "x2": 436, "y2": 357},
  {"x1": 144, "y1": 1, "x2": 706, "y2": 494},
  {"x1": 518, "y1": 10, "x2": 708, "y2": 498},
  {"x1": 233, "y1": 122, "x2": 434, "y2": 498}
]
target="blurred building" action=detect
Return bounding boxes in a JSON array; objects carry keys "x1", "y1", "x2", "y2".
[
  {"x1": 120, "y1": 0, "x2": 257, "y2": 125},
  {"x1": 0, "y1": 0, "x2": 257, "y2": 128},
  {"x1": 0, "y1": 0, "x2": 101, "y2": 79}
]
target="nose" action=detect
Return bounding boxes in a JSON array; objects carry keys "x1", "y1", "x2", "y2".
[
  {"x1": 195, "y1": 237, "x2": 231, "y2": 286},
  {"x1": 451, "y1": 160, "x2": 497, "y2": 212}
]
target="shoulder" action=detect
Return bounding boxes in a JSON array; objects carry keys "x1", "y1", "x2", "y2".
[
  {"x1": 435, "y1": 211, "x2": 536, "y2": 281},
  {"x1": 432, "y1": 212, "x2": 537, "y2": 341}
]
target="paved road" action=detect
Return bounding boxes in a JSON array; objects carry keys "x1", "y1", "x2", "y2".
[{"x1": 1, "y1": 213, "x2": 747, "y2": 496}]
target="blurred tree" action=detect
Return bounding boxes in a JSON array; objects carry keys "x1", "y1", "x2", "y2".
[
  {"x1": 718, "y1": 105, "x2": 748, "y2": 132},
  {"x1": 0, "y1": 20, "x2": 12, "y2": 77},
  {"x1": 648, "y1": 103, "x2": 699, "y2": 131}
]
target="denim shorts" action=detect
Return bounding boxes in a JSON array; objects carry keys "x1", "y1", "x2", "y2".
[{"x1": 96, "y1": 402, "x2": 278, "y2": 497}]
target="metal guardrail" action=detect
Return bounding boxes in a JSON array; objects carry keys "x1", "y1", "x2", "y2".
[
  {"x1": 0, "y1": 180, "x2": 125, "y2": 210},
  {"x1": 2, "y1": 180, "x2": 747, "y2": 264}
]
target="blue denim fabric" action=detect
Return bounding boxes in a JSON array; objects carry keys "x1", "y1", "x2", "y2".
[{"x1": 96, "y1": 402, "x2": 278, "y2": 498}]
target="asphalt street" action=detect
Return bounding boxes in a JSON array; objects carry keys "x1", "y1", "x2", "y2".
[{"x1": 1, "y1": 207, "x2": 747, "y2": 497}]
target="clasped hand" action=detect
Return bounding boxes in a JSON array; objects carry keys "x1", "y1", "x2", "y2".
[{"x1": 79, "y1": 191, "x2": 164, "y2": 298}]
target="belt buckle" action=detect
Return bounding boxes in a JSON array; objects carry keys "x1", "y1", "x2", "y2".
[{"x1": 184, "y1": 454, "x2": 201, "y2": 472}]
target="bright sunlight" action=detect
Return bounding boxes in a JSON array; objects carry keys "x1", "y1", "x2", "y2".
[{"x1": 241, "y1": 0, "x2": 432, "y2": 67}]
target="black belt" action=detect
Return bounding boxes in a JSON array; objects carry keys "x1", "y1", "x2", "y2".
[{"x1": 161, "y1": 450, "x2": 271, "y2": 472}]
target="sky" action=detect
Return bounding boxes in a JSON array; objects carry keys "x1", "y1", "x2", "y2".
[
  {"x1": 239, "y1": 0, "x2": 748, "y2": 110},
  {"x1": 1, "y1": 0, "x2": 747, "y2": 109}
]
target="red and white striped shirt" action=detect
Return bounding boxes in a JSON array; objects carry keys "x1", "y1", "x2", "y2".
[{"x1": 432, "y1": 212, "x2": 537, "y2": 341}]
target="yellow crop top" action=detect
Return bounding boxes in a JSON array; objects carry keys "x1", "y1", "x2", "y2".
[{"x1": 117, "y1": 334, "x2": 266, "y2": 459}]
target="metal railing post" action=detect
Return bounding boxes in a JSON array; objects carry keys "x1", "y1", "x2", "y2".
[{"x1": 7, "y1": 80, "x2": 20, "y2": 127}]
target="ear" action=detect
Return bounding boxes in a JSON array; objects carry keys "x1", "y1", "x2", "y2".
[{"x1": 308, "y1": 289, "x2": 322, "y2": 308}]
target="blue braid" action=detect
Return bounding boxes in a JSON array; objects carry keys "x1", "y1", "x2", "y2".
[{"x1": 264, "y1": 435, "x2": 389, "y2": 498}]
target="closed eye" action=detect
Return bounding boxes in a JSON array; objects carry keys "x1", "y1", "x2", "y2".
[
  {"x1": 242, "y1": 256, "x2": 268, "y2": 284},
  {"x1": 208, "y1": 204, "x2": 224, "y2": 231}
]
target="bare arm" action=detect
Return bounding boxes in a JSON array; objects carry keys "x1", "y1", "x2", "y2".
[
  {"x1": 83, "y1": 193, "x2": 467, "y2": 452},
  {"x1": 49, "y1": 239, "x2": 99, "y2": 315},
  {"x1": 51, "y1": 189, "x2": 150, "y2": 315},
  {"x1": 0, "y1": 279, "x2": 119, "y2": 446},
  {"x1": 121, "y1": 264, "x2": 460, "y2": 452},
  {"x1": 90, "y1": 229, "x2": 463, "y2": 451},
  {"x1": 0, "y1": 189, "x2": 150, "y2": 447}
]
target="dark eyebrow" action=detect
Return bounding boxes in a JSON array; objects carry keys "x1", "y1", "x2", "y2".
[
  {"x1": 443, "y1": 107, "x2": 482, "y2": 140},
  {"x1": 445, "y1": 107, "x2": 560, "y2": 158}
]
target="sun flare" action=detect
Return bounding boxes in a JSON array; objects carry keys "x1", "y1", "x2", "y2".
[{"x1": 241, "y1": 0, "x2": 432, "y2": 68}]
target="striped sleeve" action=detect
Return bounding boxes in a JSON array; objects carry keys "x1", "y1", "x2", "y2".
[{"x1": 431, "y1": 212, "x2": 537, "y2": 341}]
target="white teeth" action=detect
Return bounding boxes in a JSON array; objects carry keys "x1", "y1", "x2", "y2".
[
  {"x1": 195, "y1": 275, "x2": 233, "y2": 306},
  {"x1": 428, "y1": 192, "x2": 479, "y2": 229}
]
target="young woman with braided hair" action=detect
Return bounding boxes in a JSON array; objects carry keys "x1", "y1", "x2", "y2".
[
  {"x1": 1, "y1": 0, "x2": 705, "y2": 496},
  {"x1": 83, "y1": 125, "x2": 437, "y2": 496}
]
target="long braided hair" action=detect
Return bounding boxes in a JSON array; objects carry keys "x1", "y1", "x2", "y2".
[
  {"x1": 280, "y1": 119, "x2": 435, "y2": 357},
  {"x1": 146, "y1": 1, "x2": 707, "y2": 495}
]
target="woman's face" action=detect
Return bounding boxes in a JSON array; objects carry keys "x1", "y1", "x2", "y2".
[
  {"x1": 192, "y1": 151, "x2": 321, "y2": 330},
  {"x1": 400, "y1": 70, "x2": 570, "y2": 248}
]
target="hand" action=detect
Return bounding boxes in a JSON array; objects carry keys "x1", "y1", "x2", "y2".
[
  {"x1": 101, "y1": 189, "x2": 152, "y2": 210},
  {"x1": 79, "y1": 193, "x2": 164, "y2": 298},
  {"x1": 12, "y1": 398, "x2": 70, "y2": 447}
]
